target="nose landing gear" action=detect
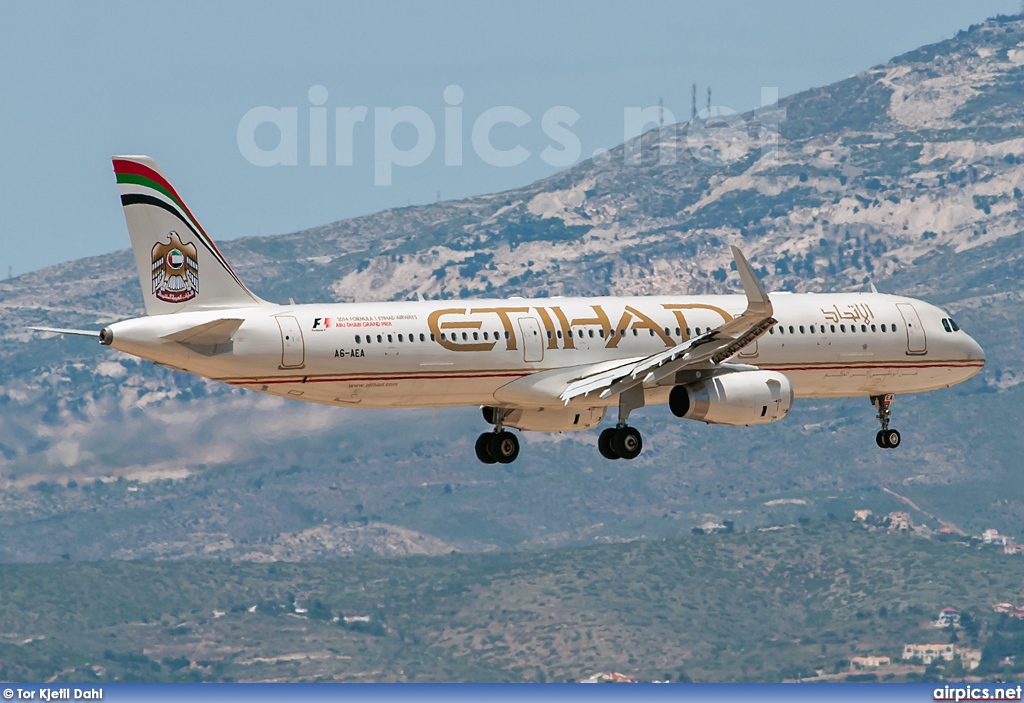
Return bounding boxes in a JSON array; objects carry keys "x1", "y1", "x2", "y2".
[
  {"x1": 476, "y1": 407, "x2": 520, "y2": 464},
  {"x1": 871, "y1": 394, "x2": 901, "y2": 449}
]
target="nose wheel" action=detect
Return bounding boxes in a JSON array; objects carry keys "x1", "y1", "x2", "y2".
[{"x1": 871, "y1": 394, "x2": 901, "y2": 449}]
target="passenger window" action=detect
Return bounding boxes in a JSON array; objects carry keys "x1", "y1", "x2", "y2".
[
  {"x1": 461, "y1": 332, "x2": 468, "y2": 341},
  {"x1": 633, "y1": 329, "x2": 638, "y2": 336},
  {"x1": 587, "y1": 329, "x2": 593, "y2": 338},
  {"x1": 799, "y1": 325, "x2": 805, "y2": 334},
  {"x1": 557, "y1": 330, "x2": 562, "y2": 339},
  {"x1": 941, "y1": 319, "x2": 951, "y2": 333},
  {"x1": 779, "y1": 327, "x2": 784, "y2": 335},
  {"x1": 546, "y1": 330, "x2": 551, "y2": 339},
  {"x1": 505, "y1": 331, "x2": 510, "y2": 339},
  {"x1": 809, "y1": 325, "x2": 815, "y2": 333},
  {"x1": 880, "y1": 324, "x2": 886, "y2": 332},
  {"x1": 377, "y1": 334, "x2": 383, "y2": 343},
  {"x1": 398, "y1": 334, "x2": 404, "y2": 342},
  {"x1": 686, "y1": 328, "x2": 692, "y2": 336},
  {"x1": 483, "y1": 331, "x2": 489, "y2": 340},
  {"x1": 870, "y1": 324, "x2": 876, "y2": 333},
  {"x1": 620, "y1": 329, "x2": 626, "y2": 336},
  {"x1": 420, "y1": 333, "x2": 426, "y2": 342},
  {"x1": 599, "y1": 329, "x2": 605, "y2": 338},
  {"x1": 355, "y1": 335, "x2": 361, "y2": 344},
  {"x1": 430, "y1": 333, "x2": 435, "y2": 341},
  {"x1": 387, "y1": 334, "x2": 393, "y2": 343},
  {"x1": 950, "y1": 318, "x2": 960, "y2": 331},
  {"x1": 861, "y1": 324, "x2": 866, "y2": 332},
  {"x1": 788, "y1": 326, "x2": 794, "y2": 334},
  {"x1": 830, "y1": 324, "x2": 835, "y2": 333},
  {"x1": 840, "y1": 325, "x2": 846, "y2": 332},
  {"x1": 473, "y1": 332, "x2": 479, "y2": 340},
  {"x1": 769, "y1": 327, "x2": 774, "y2": 335},
  {"x1": 664, "y1": 327, "x2": 671, "y2": 337},
  {"x1": 649, "y1": 329, "x2": 655, "y2": 336},
  {"x1": 675, "y1": 327, "x2": 681, "y2": 336}
]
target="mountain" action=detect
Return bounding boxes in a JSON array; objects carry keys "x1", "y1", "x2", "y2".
[{"x1": 3, "y1": 14, "x2": 1024, "y2": 561}]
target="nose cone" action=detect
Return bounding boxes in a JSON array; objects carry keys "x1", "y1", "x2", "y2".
[{"x1": 963, "y1": 333, "x2": 985, "y2": 365}]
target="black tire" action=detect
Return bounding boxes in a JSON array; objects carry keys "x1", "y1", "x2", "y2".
[
  {"x1": 598, "y1": 428, "x2": 619, "y2": 460},
  {"x1": 885, "y1": 429, "x2": 901, "y2": 449},
  {"x1": 876, "y1": 430, "x2": 888, "y2": 449},
  {"x1": 489, "y1": 431, "x2": 520, "y2": 464},
  {"x1": 475, "y1": 433, "x2": 497, "y2": 464},
  {"x1": 612, "y1": 426, "x2": 643, "y2": 460},
  {"x1": 669, "y1": 385, "x2": 691, "y2": 418}
]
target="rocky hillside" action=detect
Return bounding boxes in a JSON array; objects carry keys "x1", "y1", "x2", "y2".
[{"x1": 2, "y1": 15, "x2": 1024, "y2": 560}]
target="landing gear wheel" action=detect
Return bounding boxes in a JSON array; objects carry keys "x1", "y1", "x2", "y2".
[
  {"x1": 488, "y1": 431, "x2": 520, "y2": 464},
  {"x1": 598, "y1": 428, "x2": 619, "y2": 460},
  {"x1": 612, "y1": 426, "x2": 643, "y2": 460},
  {"x1": 475, "y1": 433, "x2": 497, "y2": 464},
  {"x1": 871, "y1": 394, "x2": 901, "y2": 450}
]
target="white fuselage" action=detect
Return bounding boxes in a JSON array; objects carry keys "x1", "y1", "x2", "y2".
[{"x1": 105, "y1": 291, "x2": 985, "y2": 413}]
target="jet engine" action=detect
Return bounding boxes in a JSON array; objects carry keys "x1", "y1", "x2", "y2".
[{"x1": 668, "y1": 370, "x2": 794, "y2": 426}]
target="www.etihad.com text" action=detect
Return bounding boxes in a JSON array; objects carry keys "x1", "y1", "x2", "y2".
[{"x1": 935, "y1": 685, "x2": 1023, "y2": 701}]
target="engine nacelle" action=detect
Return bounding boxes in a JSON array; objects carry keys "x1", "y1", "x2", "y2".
[
  {"x1": 482, "y1": 406, "x2": 605, "y2": 432},
  {"x1": 669, "y1": 370, "x2": 794, "y2": 426}
]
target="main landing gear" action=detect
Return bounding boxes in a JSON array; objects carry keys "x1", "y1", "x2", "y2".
[
  {"x1": 598, "y1": 385, "x2": 645, "y2": 461},
  {"x1": 475, "y1": 407, "x2": 520, "y2": 464},
  {"x1": 871, "y1": 393, "x2": 901, "y2": 449}
]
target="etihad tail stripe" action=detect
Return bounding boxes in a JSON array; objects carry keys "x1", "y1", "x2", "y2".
[{"x1": 113, "y1": 160, "x2": 254, "y2": 298}]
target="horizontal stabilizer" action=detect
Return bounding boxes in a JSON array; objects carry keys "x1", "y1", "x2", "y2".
[
  {"x1": 162, "y1": 318, "x2": 244, "y2": 345},
  {"x1": 28, "y1": 326, "x2": 102, "y2": 339}
]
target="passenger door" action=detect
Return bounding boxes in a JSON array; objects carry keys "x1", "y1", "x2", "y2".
[
  {"x1": 518, "y1": 317, "x2": 544, "y2": 363},
  {"x1": 896, "y1": 303, "x2": 927, "y2": 355},
  {"x1": 275, "y1": 315, "x2": 306, "y2": 368}
]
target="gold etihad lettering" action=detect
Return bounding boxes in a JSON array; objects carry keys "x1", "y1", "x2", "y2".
[
  {"x1": 426, "y1": 303, "x2": 734, "y2": 352},
  {"x1": 626, "y1": 305, "x2": 674, "y2": 347},
  {"x1": 469, "y1": 307, "x2": 528, "y2": 350},
  {"x1": 662, "y1": 303, "x2": 733, "y2": 343},
  {"x1": 427, "y1": 309, "x2": 495, "y2": 352}
]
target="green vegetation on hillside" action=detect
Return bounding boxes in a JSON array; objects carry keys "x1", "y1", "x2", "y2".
[{"x1": 3, "y1": 522, "x2": 1024, "y2": 682}]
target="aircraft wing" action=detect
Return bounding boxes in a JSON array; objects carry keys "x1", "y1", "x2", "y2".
[{"x1": 559, "y1": 246, "x2": 776, "y2": 404}]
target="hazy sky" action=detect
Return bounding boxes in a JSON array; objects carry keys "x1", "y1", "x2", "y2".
[{"x1": 0, "y1": 1, "x2": 1017, "y2": 276}]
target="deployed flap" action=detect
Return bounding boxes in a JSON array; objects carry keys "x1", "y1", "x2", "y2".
[
  {"x1": 559, "y1": 247, "x2": 776, "y2": 405},
  {"x1": 162, "y1": 318, "x2": 244, "y2": 345}
]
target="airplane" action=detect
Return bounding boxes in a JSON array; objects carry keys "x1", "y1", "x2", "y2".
[{"x1": 32, "y1": 156, "x2": 986, "y2": 464}]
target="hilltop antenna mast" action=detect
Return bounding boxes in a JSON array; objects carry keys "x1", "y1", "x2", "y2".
[
  {"x1": 690, "y1": 83, "x2": 697, "y2": 120},
  {"x1": 658, "y1": 96, "x2": 664, "y2": 126},
  {"x1": 707, "y1": 86, "x2": 712, "y2": 116}
]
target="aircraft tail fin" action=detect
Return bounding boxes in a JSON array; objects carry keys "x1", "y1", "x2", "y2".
[{"x1": 112, "y1": 156, "x2": 266, "y2": 315}]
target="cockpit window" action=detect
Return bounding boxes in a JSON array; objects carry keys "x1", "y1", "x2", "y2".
[
  {"x1": 949, "y1": 318, "x2": 960, "y2": 331},
  {"x1": 941, "y1": 318, "x2": 951, "y2": 333}
]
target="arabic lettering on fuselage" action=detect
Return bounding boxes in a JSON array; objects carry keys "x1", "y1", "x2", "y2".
[{"x1": 820, "y1": 303, "x2": 874, "y2": 324}]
